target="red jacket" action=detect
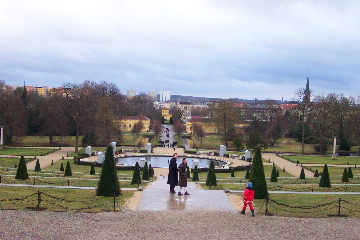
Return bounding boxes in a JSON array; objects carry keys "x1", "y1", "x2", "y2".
[{"x1": 243, "y1": 188, "x2": 254, "y2": 202}]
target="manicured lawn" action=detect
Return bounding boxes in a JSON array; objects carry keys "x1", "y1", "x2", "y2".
[
  {"x1": 0, "y1": 157, "x2": 22, "y2": 168},
  {"x1": 240, "y1": 194, "x2": 360, "y2": 218},
  {"x1": 0, "y1": 186, "x2": 133, "y2": 212},
  {"x1": 0, "y1": 148, "x2": 57, "y2": 156},
  {"x1": 283, "y1": 155, "x2": 360, "y2": 165}
]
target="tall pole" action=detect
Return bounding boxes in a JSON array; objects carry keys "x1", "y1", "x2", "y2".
[
  {"x1": 0, "y1": 126, "x2": 4, "y2": 149},
  {"x1": 332, "y1": 136, "x2": 337, "y2": 159}
]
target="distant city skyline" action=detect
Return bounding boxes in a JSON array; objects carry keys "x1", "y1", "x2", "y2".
[{"x1": 1, "y1": 1, "x2": 359, "y2": 101}]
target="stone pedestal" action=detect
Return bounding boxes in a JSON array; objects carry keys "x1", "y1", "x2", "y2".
[
  {"x1": 97, "y1": 151, "x2": 105, "y2": 164},
  {"x1": 219, "y1": 145, "x2": 226, "y2": 157},
  {"x1": 146, "y1": 143, "x2": 152, "y2": 153}
]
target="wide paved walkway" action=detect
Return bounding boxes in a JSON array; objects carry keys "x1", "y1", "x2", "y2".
[
  {"x1": 263, "y1": 153, "x2": 313, "y2": 177},
  {"x1": 137, "y1": 176, "x2": 236, "y2": 211},
  {"x1": 26, "y1": 147, "x2": 76, "y2": 170}
]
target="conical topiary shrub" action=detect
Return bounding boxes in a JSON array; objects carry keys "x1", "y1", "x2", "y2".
[
  {"x1": 319, "y1": 164, "x2": 331, "y2": 188},
  {"x1": 60, "y1": 163, "x2": 64, "y2": 172},
  {"x1": 270, "y1": 165, "x2": 277, "y2": 182},
  {"x1": 96, "y1": 145, "x2": 121, "y2": 197},
  {"x1": 131, "y1": 162, "x2": 142, "y2": 186},
  {"x1": 186, "y1": 166, "x2": 191, "y2": 178},
  {"x1": 142, "y1": 162, "x2": 149, "y2": 180},
  {"x1": 206, "y1": 160, "x2": 217, "y2": 189},
  {"x1": 314, "y1": 169, "x2": 319, "y2": 177},
  {"x1": 15, "y1": 156, "x2": 29, "y2": 180},
  {"x1": 277, "y1": 169, "x2": 279, "y2": 177},
  {"x1": 348, "y1": 167, "x2": 353, "y2": 178},
  {"x1": 342, "y1": 168, "x2": 349, "y2": 183},
  {"x1": 299, "y1": 167, "x2": 305, "y2": 180},
  {"x1": 249, "y1": 147, "x2": 268, "y2": 199},
  {"x1": 148, "y1": 164, "x2": 153, "y2": 178},
  {"x1": 245, "y1": 169, "x2": 250, "y2": 179},
  {"x1": 231, "y1": 167, "x2": 235, "y2": 177},
  {"x1": 192, "y1": 165, "x2": 199, "y2": 181},
  {"x1": 64, "y1": 161, "x2": 72, "y2": 177},
  {"x1": 90, "y1": 164, "x2": 95, "y2": 175},
  {"x1": 34, "y1": 159, "x2": 41, "y2": 172}
]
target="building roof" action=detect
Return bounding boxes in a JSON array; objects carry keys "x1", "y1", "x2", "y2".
[{"x1": 117, "y1": 116, "x2": 150, "y2": 121}]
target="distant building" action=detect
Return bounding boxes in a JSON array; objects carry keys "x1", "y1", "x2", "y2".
[
  {"x1": 148, "y1": 90, "x2": 157, "y2": 101},
  {"x1": 35, "y1": 86, "x2": 49, "y2": 97},
  {"x1": 114, "y1": 116, "x2": 150, "y2": 132},
  {"x1": 160, "y1": 90, "x2": 170, "y2": 102},
  {"x1": 186, "y1": 116, "x2": 248, "y2": 135},
  {"x1": 161, "y1": 108, "x2": 172, "y2": 122},
  {"x1": 126, "y1": 89, "x2": 136, "y2": 99}
]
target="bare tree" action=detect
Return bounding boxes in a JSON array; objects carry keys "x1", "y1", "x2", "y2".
[
  {"x1": 209, "y1": 100, "x2": 240, "y2": 147},
  {"x1": 95, "y1": 97, "x2": 122, "y2": 145}
]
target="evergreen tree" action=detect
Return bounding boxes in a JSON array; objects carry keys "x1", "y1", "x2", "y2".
[
  {"x1": 90, "y1": 164, "x2": 95, "y2": 175},
  {"x1": 342, "y1": 168, "x2": 349, "y2": 183},
  {"x1": 245, "y1": 169, "x2": 250, "y2": 179},
  {"x1": 186, "y1": 166, "x2": 191, "y2": 178},
  {"x1": 192, "y1": 165, "x2": 199, "y2": 181},
  {"x1": 249, "y1": 147, "x2": 268, "y2": 199},
  {"x1": 131, "y1": 162, "x2": 142, "y2": 186},
  {"x1": 142, "y1": 162, "x2": 149, "y2": 180},
  {"x1": 34, "y1": 159, "x2": 41, "y2": 172},
  {"x1": 314, "y1": 169, "x2": 319, "y2": 177},
  {"x1": 64, "y1": 161, "x2": 72, "y2": 177},
  {"x1": 276, "y1": 169, "x2": 279, "y2": 177},
  {"x1": 15, "y1": 156, "x2": 29, "y2": 180},
  {"x1": 231, "y1": 167, "x2": 235, "y2": 177},
  {"x1": 348, "y1": 167, "x2": 353, "y2": 178},
  {"x1": 299, "y1": 168, "x2": 305, "y2": 179},
  {"x1": 319, "y1": 164, "x2": 331, "y2": 188},
  {"x1": 270, "y1": 166, "x2": 277, "y2": 182},
  {"x1": 96, "y1": 145, "x2": 121, "y2": 197},
  {"x1": 60, "y1": 163, "x2": 64, "y2": 172},
  {"x1": 206, "y1": 160, "x2": 217, "y2": 188},
  {"x1": 148, "y1": 164, "x2": 153, "y2": 178}
]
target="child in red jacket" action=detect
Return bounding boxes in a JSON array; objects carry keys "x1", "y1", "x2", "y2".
[{"x1": 240, "y1": 182, "x2": 255, "y2": 216}]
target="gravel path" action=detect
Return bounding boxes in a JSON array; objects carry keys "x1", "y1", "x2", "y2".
[{"x1": 0, "y1": 210, "x2": 359, "y2": 240}]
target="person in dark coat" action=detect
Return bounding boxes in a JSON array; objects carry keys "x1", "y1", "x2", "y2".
[
  {"x1": 168, "y1": 153, "x2": 179, "y2": 194},
  {"x1": 178, "y1": 158, "x2": 190, "y2": 196}
]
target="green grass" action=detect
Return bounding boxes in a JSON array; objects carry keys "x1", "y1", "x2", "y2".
[
  {"x1": 11, "y1": 136, "x2": 78, "y2": 147},
  {"x1": 0, "y1": 148, "x2": 57, "y2": 156},
  {"x1": 0, "y1": 186, "x2": 133, "y2": 212},
  {"x1": 196, "y1": 165, "x2": 293, "y2": 180},
  {"x1": 261, "y1": 194, "x2": 360, "y2": 218},
  {"x1": 0, "y1": 157, "x2": 22, "y2": 168},
  {"x1": 283, "y1": 155, "x2": 360, "y2": 165}
]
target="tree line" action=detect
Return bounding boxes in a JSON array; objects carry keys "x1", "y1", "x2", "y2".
[{"x1": 0, "y1": 80, "x2": 161, "y2": 152}]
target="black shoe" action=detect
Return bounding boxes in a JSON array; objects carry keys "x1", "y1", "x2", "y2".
[
  {"x1": 178, "y1": 192, "x2": 183, "y2": 196},
  {"x1": 240, "y1": 210, "x2": 245, "y2": 214},
  {"x1": 251, "y1": 210, "x2": 255, "y2": 217},
  {"x1": 184, "y1": 191, "x2": 190, "y2": 195}
]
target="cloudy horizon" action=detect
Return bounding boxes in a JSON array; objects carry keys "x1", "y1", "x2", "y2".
[{"x1": 1, "y1": 0, "x2": 359, "y2": 101}]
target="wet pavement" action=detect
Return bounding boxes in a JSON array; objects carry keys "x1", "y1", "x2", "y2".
[{"x1": 137, "y1": 176, "x2": 236, "y2": 211}]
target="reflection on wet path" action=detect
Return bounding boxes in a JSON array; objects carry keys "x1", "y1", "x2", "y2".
[{"x1": 137, "y1": 176, "x2": 236, "y2": 211}]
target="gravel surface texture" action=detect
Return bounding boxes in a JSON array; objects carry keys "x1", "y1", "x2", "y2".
[{"x1": 1, "y1": 210, "x2": 359, "y2": 240}]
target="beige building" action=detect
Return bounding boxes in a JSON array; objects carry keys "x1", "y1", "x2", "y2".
[
  {"x1": 115, "y1": 116, "x2": 150, "y2": 132},
  {"x1": 186, "y1": 117, "x2": 248, "y2": 135},
  {"x1": 161, "y1": 108, "x2": 172, "y2": 122}
]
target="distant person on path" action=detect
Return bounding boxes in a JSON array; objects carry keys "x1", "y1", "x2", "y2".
[
  {"x1": 240, "y1": 182, "x2": 255, "y2": 217},
  {"x1": 167, "y1": 153, "x2": 179, "y2": 194},
  {"x1": 178, "y1": 158, "x2": 190, "y2": 196}
]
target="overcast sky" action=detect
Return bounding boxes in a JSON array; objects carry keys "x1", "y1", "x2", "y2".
[{"x1": 1, "y1": 0, "x2": 359, "y2": 100}]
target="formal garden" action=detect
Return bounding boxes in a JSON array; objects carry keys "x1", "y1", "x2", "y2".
[{"x1": 1, "y1": 137, "x2": 360, "y2": 217}]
